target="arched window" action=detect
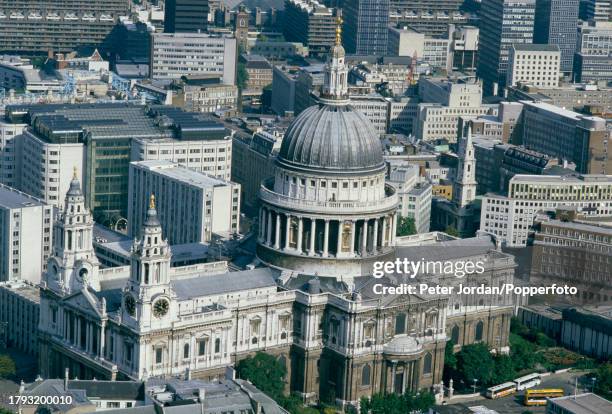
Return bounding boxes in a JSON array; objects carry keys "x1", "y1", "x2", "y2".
[
  {"x1": 424, "y1": 352, "x2": 432, "y2": 375},
  {"x1": 395, "y1": 313, "x2": 406, "y2": 335},
  {"x1": 361, "y1": 364, "x2": 371, "y2": 386},
  {"x1": 475, "y1": 321, "x2": 484, "y2": 341},
  {"x1": 183, "y1": 343, "x2": 189, "y2": 359},
  {"x1": 214, "y1": 338, "x2": 221, "y2": 353},
  {"x1": 451, "y1": 325, "x2": 460, "y2": 344}
]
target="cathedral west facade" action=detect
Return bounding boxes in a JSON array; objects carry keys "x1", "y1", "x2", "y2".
[{"x1": 38, "y1": 30, "x2": 517, "y2": 409}]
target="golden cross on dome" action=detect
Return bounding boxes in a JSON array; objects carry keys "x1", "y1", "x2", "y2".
[
  {"x1": 72, "y1": 166, "x2": 78, "y2": 180},
  {"x1": 149, "y1": 193, "x2": 156, "y2": 210},
  {"x1": 335, "y1": 16, "x2": 343, "y2": 46}
]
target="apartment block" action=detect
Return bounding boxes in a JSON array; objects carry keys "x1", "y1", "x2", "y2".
[
  {"x1": 283, "y1": 0, "x2": 337, "y2": 58},
  {"x1": 574, "y1": 21, "x2": 612, "y2": 84},
  {"x1": 0, "y1": 281, "x2": 40, "y2": 355},
  {"x1": 0, "y1": 185, "x2": 52, "y2": 283},
  {"x1": 533, "y1": 0, "x2": 579, "y2": 75},
  {"x1": 343, "y1": 0, "x2": 390, "y2": 56},
  {"x1": 128, "y1": 160, "x2": 241, "y2": 244},
  {"x1": 387, "y1": 26, "x2": 451, "y2": 69}
]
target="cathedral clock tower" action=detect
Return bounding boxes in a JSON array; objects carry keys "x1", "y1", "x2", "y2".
[{"x1": 123, "y1": 195, "x2": 176, "y2": 329}]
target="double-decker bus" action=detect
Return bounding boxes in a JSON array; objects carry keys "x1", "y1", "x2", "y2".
[
  {"x1": 524, "y1": 388, "x2": 565, "y2": 406},
  {"x1": 513, "y1": 373, "x2": 541, "y2": 391},
  {"x1": 486, "y1": 382, "x2": 517, "y2": 399}
]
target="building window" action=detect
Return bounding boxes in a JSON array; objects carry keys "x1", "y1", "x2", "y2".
[
  {"x1": 361, "y1": 364, "x2": 371, "y2": 386},
  {"x1": 451, "y1": 325, "x2": 460, "y2": 344},
  {"x1": 475, "y1": 321, "x2": 484, "y2": 342},
  {"x1": 423, "y1": 352, "x2": 432, "y2": 375},
  {"x1": 155, "y1": 347, "x2": 163, "y2": 364},
  {"x1": 183, "y1": 344, "x2": 190, "y2": 359},
  {"x1": 198, "y1": 339, "x2": 206, "y2": 356},
  {"x1": 215, "y1": 338, "x2": 221, "y2": 353},
  {"x1": 395, "y1": 313, "x2": 406, "y2": 335}
]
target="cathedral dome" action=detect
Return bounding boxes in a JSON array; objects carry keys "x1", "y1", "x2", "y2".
[{"x1": 277, "y1": 104, "x2": 385, "y2": 174}]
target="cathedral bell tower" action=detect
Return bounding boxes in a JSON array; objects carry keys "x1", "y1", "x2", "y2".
[
  {"x1": 45, "y1": 168, "x2": 100, "y2": 294},
  {"x1": 453, "y1": 126, "x2": 477, "y2": 207},
  {"x1": 122, "y1": 195, "x2": 175, "y2": 327}
]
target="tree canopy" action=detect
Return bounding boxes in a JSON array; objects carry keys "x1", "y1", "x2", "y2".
[
  {"x1": 0, "y1": 354, "x2": 16, "y2": 379},
  {"x1": 236, "y1": 352, "x2": 286, "y2": 400},
  {"x1": 359, "y1": 391, "x2": 435, "y2": 414},
  {"x1": 396, "y1": 216, "x2": 417, "y2": 236}
]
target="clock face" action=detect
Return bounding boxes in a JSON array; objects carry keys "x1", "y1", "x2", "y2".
[
  {"x1": 153, "y1": 299, "x2": 169, "y2": 318},
  {"x1": 124, "y1": 294, "x2": 136, "y2": 316}
]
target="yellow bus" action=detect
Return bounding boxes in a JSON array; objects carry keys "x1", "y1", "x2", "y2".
[{"x1": 524, "y1": 388, "x2": 565, "y2": 406}]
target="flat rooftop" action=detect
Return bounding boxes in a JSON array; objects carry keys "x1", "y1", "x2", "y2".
[
  {"x1": 0, "y1": 184, "x2": 46, "y2": 209},
  {"x1": 549, "y1": 393, "x2": 612, "y2": 414},
  {"x1": 133, "y1": 160, "x2": 230, "y2": 188}
]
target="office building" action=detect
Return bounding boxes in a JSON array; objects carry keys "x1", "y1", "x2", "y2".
[
  {"x1": 531, "y1": 211, "x2": 611, "y2": 304},
  {"x1": 150, "y1": 33, "x2": 236, "y2": 84},
  {"x1": 0, "y1": 0, "x2": 129, "y2": 54},
  {"x1": 174, "y1": 77, "x2": 239, "y2": 113},
  {"x1": 240, "y1": 55, "x2": 273, "y2": 97},
  {"x1": 580, "y1": 0, "x2": 612, "y2": 21},
  {"x1": 480, "y1": 174, "x2": 612, "y2": 247},
  {"x1": 548, "y1": 393, "x2": 612, "y2": 413},
  {"x1": 388, "y1": 26, "x2": 451, "y2": 70},
  {"x1": 128, "y1": 160, "x2": 240, "y2": 244},
  {"x1": 349, "y1": 95, "x2": 390, "y2": 135},
  {"x1": 0, "y1": 118, "x2": 26, "y2": 189},
  {"x1": 283, "y1": 0, "x2": 337, "y2": 58},
  {"x1": 388, "y1": 96, "x2": 420, "y2": 134},
  {"x1": 271, "y1": 65, "x2": 298, "y2": 116},
  {"x1": 0, "y1": 185, "x2": 52, "y2": 283},
  {"x1": 520, "y1": 101, "x2": 610, "y2": 174},
  {"x1": 478, "y1": 0, "x2": 536, "y2": 96},
  {"x1": 507, "y1": 44, "x2": 561, "y2": 88},
  {"x1": 231, "y1": 130, "x2": 283, "y2": 213},
  {"x1": 389, "y1": 0, "x2": 468, "y2": 37},
  {"x1": 164, "y1": 0, "x2": 209, "y2": 33},
  {"x1": 349, "y1": 61, "x2": 413, "y2": 96},
  {"x1": 388, "y1": 165, "x2": 432, "y2": 234},
  {"x1": 343, "y1": 0, "x2": 390, "y2": 56},
  {"x1": 573, "y1": 21, "x2": 612, "y2": 84},
  {"x1": 0, "y1": 281, "x2": 39, "y2": 355},
  {"x1": 450, "y1": 26, "x2": 479, "y2": 72},
  {"x1": 506, "y1": 83, "x2": 612, "y2": 113},
  {"x1": 533, "y1": 0, "x2": 579, "y2": 76}
]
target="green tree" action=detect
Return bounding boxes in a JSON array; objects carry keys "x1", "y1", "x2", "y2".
[
  {"x1": 405, "y1": 391, "x2": 436, "y2": 411},
  {"x1": 396, "y1": 216, "x2": 417, "y2": 236},
  {"x1": 0, "y1": 354, "x2": 16, "y2": 379},
  {"x1": 455, "y1": 343, "x2": 495, "y2": 386},
  {"x1": 236, "y1": 352, "x2": 286, "y2": 400},
  {"x1": 444, "y1": 340, "x2": 457, "y2": 370},
  {"x1": 444, "y1": 226, "x2": 460, "y2": 237},
  {"x1": 592, "y1": 363, "x2": 612, "y2": 400},
  {"x1": 492, "y1": 354, "x2": 516, "y2": 384},
  {"x1": 509, "y1": 333, "x2": 539, "y2": 371},
  {"x1": 237, "y1": 62, "x2": 249, "y2": 91}
]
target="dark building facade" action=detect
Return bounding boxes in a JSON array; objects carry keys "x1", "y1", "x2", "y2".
[
  {"x1": 0, "y1": 0, "x2": 129, "y2": 54},
  {"x1": 283, "y1": 0, "x2": 337, "y2": 58},
  {"x1": 477, "y1": 0, "x2": 536, "y2": 96},
  {"x1": 534, "y1": 0, "x2": 580, "y2": 76},
  {"x1": 164, "y1": 0, "x2": 209, "y2": 33},
  {"x1": 343, "y1": 0, "x2": 390, "y2": 55}
]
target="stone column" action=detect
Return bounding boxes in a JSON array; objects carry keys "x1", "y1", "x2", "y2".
[
  {"x1": 100, "y1": 321, "x2": 106, "y2": 359},
  {"x1": 323, "y1": 220, "x2": 330, "y2": 257},
  {"x1": 266, "y1": 210, "x2": 272, "y2": 245},
  {"x1": 259, "y1": 209, "x2": 265, "y2": 241},
  {"x1": 336, "y1": 221, "x2": 343, "y2": 256},
  {"x1": 350, "y1": 221, "x2": 356, "y2": 255},
  {"x1": 361, "y1": 220, "x2": 368, "y2": 255},
  {"x1": 382, "y1": 216, "x2": 388, "y2": 247},
  {"x1": 390, "y1": 361, "x2": 397, "y2": 393},
  {"x1": 297, "y1": 217, "x2": 303, "y2": 253},
  {"x1": 309, "y1": 219, "x2": 316, "y2": 256},
  {"x1": 373, "y1": 218, "x2": 379, "y2": 251},
  {"x1": 274, "y1": 212, "x2": 281, "y2": 249},
  {"x1": 391, "y1": 214, "x2": 398, "y2": 245},
  {"x1": 402, "y1": 362, "x2": 408, "y2": 394},
  {"x1": 284, "y1": 214, "x2": 291, "y2": 250}
]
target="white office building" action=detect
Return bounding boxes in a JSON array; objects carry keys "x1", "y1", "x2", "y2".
[
  {"x1": 480, "y1": 174, "x2": 612, "y2": 247},
  {"x1": 128, "y1": 160, "x2": 241, "y2": 244},
  {"x1": 388, "y1": 26, "x2": 451, "y2": 70},
  {"x1": 20, "y1": 129, "x2": 84, "y2": 208},
  {"x1": 0, "y1": 185, "x2": 52, "y2": 283},
  {"x1": 150, "y1": 33, "x2": 237, "y2": 84},
  {"x1": 388, "y1": 164, "x2": 432, "y2": 234},
  {"x1": 131, "y1": 136, "x2": 233, "y2": 182},
  {"x1": 0, "y1": 119, "x2": 26, "y2": 188},
  {"x1": 506, "y1": 44, "x2": 561, "y2": 88}
]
